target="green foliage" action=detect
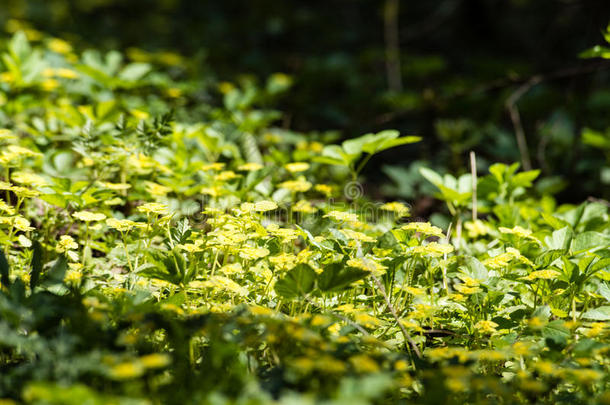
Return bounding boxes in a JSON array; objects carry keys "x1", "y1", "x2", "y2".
[{"x1": 0, "y1": 29, "x2": 609, "y2": 405}]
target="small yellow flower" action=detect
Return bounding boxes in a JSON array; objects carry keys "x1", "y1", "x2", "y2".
[
  {"x1": 144, "y1": 181, "x2": 171, "y2": 196},
  {"x1": 139, "y1": 353, "x2": 171, "y2": 369},
  {"x1": 215, "y1": 170, "x2": 239, "y2": 181},
  {"x1": 47, "y1": 38, "x2": 73, "y2": 54},
  {"x1": 292, "y1": 200, "x2": 316, "y2": 214},
  {"x1": 324, "y1": 210, "x2": 358, "y2": 223},
  {"x1": 254, "y1": 200, "x2": 278, "y2": 212},
  {"x1": 11, "y1": 172, "x2": 48, "y2": 187},
  {"x1": 56, "y1": 235, "x2": 78, "y2": 253},
  {"x1": 73, "y1": 211, "x2": 106, "y2": 222},
  {"x1": 521, "y1": 269, "x2": 560, "y2": 281},
  {"x1": 464, "y1": 220, "x2": 490, "y2": 238},
  {"x1": 279, "y1": 177, "x2": 312, "y2": 192},
  {"x1": 237, "y1": 162, "x2": 263, "y2": 171},
  {"x1": 200, "y1": 162, "x2": 226, "y2": 171},
  {"x1": 314, "y1": 184, "x2": 333, "y2": 197},
  {"x1": 402, "y1": 222, "x2": 444, "y2": 238},
  {"x1": 411, "y1": 242, "x2": 454, "y2": 257},
  {"x1": 137, "y1": 203, "x2": 170, "y2": 216},
  {"x1": 347, "y1": 257, "x2": 387, "y2": 276},
  {"x1": 474, "y1": 320, "x2": 499, "y2": 334},
  {"x1": 284, "y1": 162, "x2": 310, "y2": 173},
  {"x1": 349, "y1": 354, "x2": 379, "y2": 373},
  {"x1": 238, "y1": 246, "x2": 270, "y2": 260},
  {"x1": 100, "y1": 182, "x2": 132, "y2": 191},
  {"x1": 106, "y1": 218, "x2": 145, "y2": 232},
  {"x1": 109, "y1": 361, "x2": 144, "y2": 380},
  {"x1": 381, "y1": 201, "x2": 410, "y2": 217}
]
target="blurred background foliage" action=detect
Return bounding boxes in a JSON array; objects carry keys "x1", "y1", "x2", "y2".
[{"x1": 2, "y1": 0, "x2": 610, "y2": 203}]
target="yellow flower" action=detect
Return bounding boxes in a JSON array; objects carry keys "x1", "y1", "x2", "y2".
[
  {"x1": 73, "y1": 211, "x2": 106, "y2": 222},
  {"x1": 55, "y1": 68, "x2": 79, "y2": 79},
  {"x1": 292, "y1": 200, "x2": 316, "y2": 214},
  {"x1": 109, "y1": 361, "x2": 144, "y2": 380},
  {"x1": 100, "y1": 182, "x2": 132, "y2": 191},
  {"x1": 0, "y1": 201, "x2": 15, "y2": 215},
  {"x1": 474, "y1": 320, "x2": 499, "y2": 334},
  {"x1": 56, "y1": 235, "x2": 78, "y2": 253},
  {"x1": 483, "y1": 252, "x2": 513, "y2": 269},
  {"x1": 254, "y1": 200, "x2": 278, "y2": 212},
  {"x1": 464, "y1": 220, "x2": 490, "y2": 238},
  {"x1": 349, "y1": 354, "x2": 379, "y2": 373},
  {"x1": 238, "y1": 246, "x2": 270, "y2": 260},
  {"x1": 12, "y1": 216, "x2": 34, "y2": 232},
  {"x1": 214, "y1": 170, "x2": 239, "y2": 181},
  {"x1": 284, "y1": 162, "x2": 310, "y2": 173},
  {"x1": 314, "y1": 184, "x2": 333, "y2": 197},
  {"x1": 279, "y1": 177, "x2": 312, "y2": 192},
  {"x1": 347, "y1": 257, "x2": 387, "y2": 276},
  {"x1": 401, "y1": 222, "x2": 444, "y2": 238},
  {"x1": 201, "y1": 162, "x2": 226, "y2": 171},
  {"x1": 139, "y1": 353, "x2": 171, "y2": 369},
  {"x1": 137, "y1": 203, "x2": 170, "y2": 216},
  {"x1": 47, "y1": 38, "x2": 72, "y2": 54},
  {"x1": 340, "y1": 229, "x2": 376, "y2": 243},
  {"x1": 144, "y1": 181, "x2": 171, "y2": 196},
  {"x1": 353, "y1": 312, "x2": 383, "y2": 328},
  {"x1": 521, "y1": 269, "x2": 560, "y2": 281},
  {"x1": 411, "y1": 242, "x2": 454, "y2": 257},
  {"x1": 11, "y1": 172, "x2": 48, "y2": 187},
  {"x1": 106, "y1": 218, "x2": 145, "y2": 232},
  {"x1": 237, "y1": 162, "x2": 263, "y2": 171},
  {"x1": 380, "y1": 201, "x2": 410, "y2": 217},
  {"x1": 324, "y1": 210, "x2": 358, "y2": 223}
]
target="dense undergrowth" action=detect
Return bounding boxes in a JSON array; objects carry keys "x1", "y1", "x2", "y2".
[{"x1": 0, "y1": 29, "x2": 609, "y2": 404}]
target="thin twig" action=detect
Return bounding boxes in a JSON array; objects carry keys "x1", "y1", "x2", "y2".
[
  {"x1": 371, "y1": 275, "x2": 422, "y2": 359},
  {"x1": 505, "y1": 76, "x2": 542, "y2": 171}
]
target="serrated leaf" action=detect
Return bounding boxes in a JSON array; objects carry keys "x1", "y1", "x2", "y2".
[
  {"x1": 582, "y1": 306, "x2": 610, "y2": 320},
  {"x1": 318, "y1": 262, "x2": 368, "y2": 292},
  {"x1": 274, "y1": 264, "x2": 316, "y2": 299}
]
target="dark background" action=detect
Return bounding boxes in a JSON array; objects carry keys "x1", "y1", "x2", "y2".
[{"x1": 2, "y1": 0, "x2": 610, "y2": 201}]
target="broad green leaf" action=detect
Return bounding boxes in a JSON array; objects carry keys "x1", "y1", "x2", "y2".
[
  {"x1": 275, "y1": 264, "x2": 316, "y2": 299},
  {"x1": 582, "y1": 306, "x2": 610, "y2": 320},
  {"x1": 318, "y1": 262, "x2": 368, "y2": 292},
  {"x1": 546, "y1": 226, "x2": 573, "y2": 250},
  {"x1": 462, "y1": 256, "x2": 488, "y2": 281},
  {"x1": 419, "y1": 167, "x2": 444, "y2": 188},
  {"x1": 572, "y1": 231, "x2": 610, "y2": 253},
  {"x1": 119, "y1": 63, "x2": 151, "y2": 81}
]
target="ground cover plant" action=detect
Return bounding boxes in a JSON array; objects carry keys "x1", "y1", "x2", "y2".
[{"x1": 0, "y1": 27, "x2": 609, "y2": 405}]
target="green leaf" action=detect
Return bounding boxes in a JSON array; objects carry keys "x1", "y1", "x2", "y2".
[
  {"x1": 419, "y1": 167, "x2": 444, "y2": 188},
  {"x1": 546, "y1": 226, "x2": 573, "y2": 250},
  {"x1": 318, "y1": 262, "x2": 368, "y2": 292},
  {"x1": 511, "y1": 170, "x2": 540, "y2": 188},
  {"x1": 535, "y1": 249, "x2": 565, "y2": 269},
  {"x1": 582, "y1": 306, "x2": 610, "y2": 321},
  {"x1": 119, "y1": 63, "x2": 151, "y2": 81},
  {"x1": 598, "y1": 283, "x2": 610, "y2": 302},
  {"x1": 275, "y1": 264, "x2": 316, "y2": 299},
  {"x1": 572, "y1": 231, "x2": 610, "y2": 253},
  {"x1": 462, "y1": 256, "x2": 488, "y2": 281},
  {"x1": 541, "y1": 213, "x2": 570, "y2": 230}
]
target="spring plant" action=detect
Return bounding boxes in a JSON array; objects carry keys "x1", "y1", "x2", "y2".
[{"x1": 0, "y1": 30, "x2": 609, "y2": 405}]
